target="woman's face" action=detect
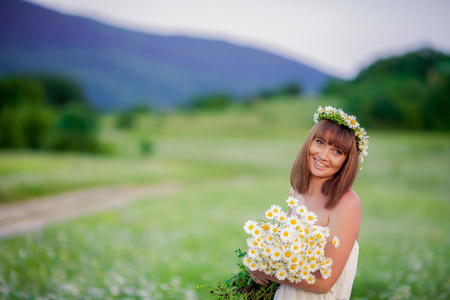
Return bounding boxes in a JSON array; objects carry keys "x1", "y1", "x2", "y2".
[{"x1": 308, "y1": 136, "x2": 348, "y2": 180}]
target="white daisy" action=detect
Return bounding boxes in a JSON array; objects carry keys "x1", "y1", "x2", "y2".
[
  {"x1": 295, "y1": 205, "x2": 308, "y2": 216},
  {"x1": 317, "y1": 106, "x2": 325, "y2": 114},
  {"x1": 275, "y1": 268, "x2": 288, "y2": 281},
  {"x1": 269, "y1": 224, "x2": 280, "y2": 235},
  {"x1": 252, "y1": 226, "x2": 263, "y2": 238},
  {"x1": 265, "y1": 208, "x2": 276, "y2": 220},
  {"x1": 289, "y1": 274, "x2": 302, "y2": 283},
  {"x1": 324, "y1": 106, "x2": 334, "y2": 114},
  {"x1": 261, "y1": 222, "x2": 271, "y2": 232},
  {"x1": 271, "y1": 248, "x2": 283, "y2": 261},
  {"x1": 286, "y1": 196, "x2": 298, "y2": 208},
  {"x1": 270, "y1": 205, "x2": 283, "y2": 216},
  {"x1": 304, "y1": 211, "x2": 318, "y2": 224},
  {"x1": 247, "y1": 247, "x2": 258, "y2": 258},
  {"x1": 306, "y1": 274, "x2": 316, "y2": 284},
  {"x1": 279, "y1": 227, "x2": 294, "y2": 243},
  {"x1": 262, "y1": 245, "x2": 274, "y2": 257},
  {"x1": 321, "y1": 267, "x2": 332, "y2": 279},
  {"x1": 322, "y1": 257, "x2": 333, "y2": 268},
  {"x1": 288, "y1": 264, "x2": 300, "y2": 275},
  {"x1": 300, "y1": 269, "x2": 310, "y2": 280},
  {"x1": 282, "y1": 249, "x2": 294, "y2": 262},
  {"x1": 249, "y1": 261, "x2": 258, "y2": 271},
  {"x1": 313, "y1": 113, "x2": 319, "y2": 123},
  {"x1": 277, "y1": 211, "x2": 287, "y2": 223},
  {"x1": 332, "y1": 236, "x2": 340, "y2": 248},
  {"x1": 287, "y1": 216, "x2": 300, "y2": 227},
  {"x1": 243, "y1": 220, "x2": 258, "y2": 235},
  {"x1": 346, "y1": 115, "x2": 359, "y2": 129},
  {"x1": 265, "y1": 234, "x2": 276, "y2": 245}
]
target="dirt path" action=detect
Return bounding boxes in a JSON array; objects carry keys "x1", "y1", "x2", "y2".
[{"x1": 0, "y1": 182, "x2": 180, "y2": 239}]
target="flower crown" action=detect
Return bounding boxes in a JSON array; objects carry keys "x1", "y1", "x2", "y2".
[{"x1": 313, "y1": 106, "x2": 369, "y2": 166}]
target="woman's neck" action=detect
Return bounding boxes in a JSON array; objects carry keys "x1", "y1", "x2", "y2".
[{"x1": 308, "y1": 175, "x2": 327, "y2": 195}]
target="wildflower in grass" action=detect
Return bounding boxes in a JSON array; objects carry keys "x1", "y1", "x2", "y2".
[
  {"x1": 332, "y1": 236, "x2": 340, "y2": 248},
  {"x1": 286, "y1": 196, "x2": 298, "y2": 207}
]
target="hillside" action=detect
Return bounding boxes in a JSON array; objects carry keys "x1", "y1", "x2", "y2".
[{"x1": 0, "y1": 0, "x2": 334, "y2": 110}]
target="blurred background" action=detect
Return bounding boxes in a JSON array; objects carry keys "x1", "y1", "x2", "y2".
[{"x1": 0, "y1": 0, "x2": 449, "y2": 299}]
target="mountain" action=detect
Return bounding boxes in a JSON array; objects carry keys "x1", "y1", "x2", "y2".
[{"x1": 0, "y1": 0, "x2": 334, "y2": 110}]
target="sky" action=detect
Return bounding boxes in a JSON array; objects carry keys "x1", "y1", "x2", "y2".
[{"x1": 26, "y1": 0, "x2": 450, "y2": 79}]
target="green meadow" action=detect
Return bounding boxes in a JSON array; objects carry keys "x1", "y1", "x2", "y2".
[{"x1": 0, "y1": 97, "x2": 449, "y2": 299}]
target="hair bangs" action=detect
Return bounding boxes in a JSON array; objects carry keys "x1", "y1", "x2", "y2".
[{"x1": 314, "y1": 119, "x2": 356, "y2": 156}]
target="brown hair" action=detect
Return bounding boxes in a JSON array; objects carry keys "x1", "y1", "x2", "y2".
[{"x1": 290, "y1": 119, "x2": 359, "y2": 209}]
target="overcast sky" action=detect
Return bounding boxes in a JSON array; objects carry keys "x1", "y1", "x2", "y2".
[{"x1": 26, "y1": 0, "x2": 450, "y2": 79}]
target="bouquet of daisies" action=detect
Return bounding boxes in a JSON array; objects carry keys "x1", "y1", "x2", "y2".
[{"x1": 242, "y1": 196, "x2": 340, "y2": 284}]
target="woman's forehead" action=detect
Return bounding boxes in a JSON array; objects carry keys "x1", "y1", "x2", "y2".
[{"x1": 315, "y1": 128, "x2": 353, "y2": 151}]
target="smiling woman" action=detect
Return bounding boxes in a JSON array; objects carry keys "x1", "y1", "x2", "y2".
[{"x1": 248, "y1": 106, "x2": 366, "y2": 300}]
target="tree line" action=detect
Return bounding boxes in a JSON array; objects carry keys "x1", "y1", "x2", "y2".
[
  {"x1": 322, "y1": 48, "x2": 450, "y2": 130},
  {"x1": 0, "y1": 73, "x2": 101, "y2": 152}
]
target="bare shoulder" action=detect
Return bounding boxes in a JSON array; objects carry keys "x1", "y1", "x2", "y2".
[{"x1": 334, "y1": 189, "x2": 362, "y2": 215}]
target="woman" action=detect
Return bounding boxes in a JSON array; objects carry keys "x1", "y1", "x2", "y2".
[{"x1": 249, "y1": 106, "x2": 369, "y2": 300}]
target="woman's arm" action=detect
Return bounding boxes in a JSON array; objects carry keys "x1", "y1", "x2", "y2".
[{"x1": 249, "y1": 189, "x2": 361, "y2": 294}]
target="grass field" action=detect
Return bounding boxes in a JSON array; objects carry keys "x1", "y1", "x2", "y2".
[{"x1": 0, "y1": 97, "x2": 449, "y2": 299}]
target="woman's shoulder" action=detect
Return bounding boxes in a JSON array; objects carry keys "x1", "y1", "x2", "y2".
[{"x1": 334, "y1": 189, "x2": 361, "y2": 215}]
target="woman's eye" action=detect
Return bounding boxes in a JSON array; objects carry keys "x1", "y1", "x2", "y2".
[
  {"x1": 334, "y1": 149, "x2": 342, "y2": 155},
  {"x1": 316, "y1": 139, "x2": 323, "y2": 145}
]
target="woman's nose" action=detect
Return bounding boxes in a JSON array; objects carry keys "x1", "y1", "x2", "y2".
[{"x1": 319, "y1": 147, "x2": 330, "y2": 160}]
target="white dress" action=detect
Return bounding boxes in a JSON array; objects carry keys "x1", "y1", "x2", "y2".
[{"x1": 273, "y1": 241, "x2": 359, "y2": 300}]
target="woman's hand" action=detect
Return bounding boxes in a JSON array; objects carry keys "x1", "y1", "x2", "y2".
[{"x1": 248, "y1": 269, "x2": 270, "y2": 286}]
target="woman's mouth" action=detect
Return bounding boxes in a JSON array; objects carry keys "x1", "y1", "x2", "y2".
[{"x1": 314, "y1": 158, "x2": 327, "y2": 168}]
